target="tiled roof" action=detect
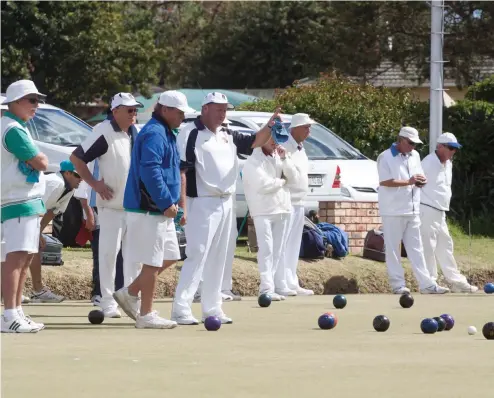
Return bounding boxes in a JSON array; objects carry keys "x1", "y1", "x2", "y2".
[{"x1": 355, "y1": 60, "x2": 494, "y2": 88}]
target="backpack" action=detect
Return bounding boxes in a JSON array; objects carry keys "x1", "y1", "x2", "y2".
[{"x1": 299, "y1": 218, "x2": 326, "y2": 259}]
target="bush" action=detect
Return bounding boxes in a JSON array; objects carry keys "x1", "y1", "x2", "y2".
[
  {"x1": 238, "y1": 74, "x2": 422, "y2": 160},
  {"x1": 465, "y1": 75, "x2": 494, "y2": 103},
  {"x1": 443, "y1": 100, "x2": 494, "y2": 235}
]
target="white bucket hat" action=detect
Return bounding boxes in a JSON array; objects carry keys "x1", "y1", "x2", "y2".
[
  {"x1": 2, "y1": 80, "x2": 46, "y2": 105},
  {"x1": 110, "y1": 93, "x2": 144, "y2": 110},
  {"x1": 158, "y1": 90, "x2": 195, "y2": 113},
  {"x1": 398, "y1": 126, "x2": 423, "y2": 144},
  {"x1": 290, "y1": 113, "x2": 316, "y2": 128}
]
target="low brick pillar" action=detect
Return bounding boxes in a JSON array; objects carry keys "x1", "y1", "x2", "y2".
[{"x1": 319, "y1": 202, "x2": 381, "y2": 255}]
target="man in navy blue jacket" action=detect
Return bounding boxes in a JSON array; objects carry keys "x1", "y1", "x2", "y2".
[{"x1": 113, "y1": 91, "x2": 193, "y2": 329}]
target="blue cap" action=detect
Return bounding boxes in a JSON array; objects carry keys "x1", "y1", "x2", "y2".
[
  {"x1": 271, "y1": 119, "x2": 289, "y2": 144},
  {"x1": 60, "y1": 160, "x2": 75, "y2": 172}
]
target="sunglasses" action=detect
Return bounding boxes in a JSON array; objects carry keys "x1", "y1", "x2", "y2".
[
  {"x1": 72, "y1": 171, "x2": 81, "y2": 179},
  {"x1": 445, "y1": 145, "x2": 457, "y2": 151},
  {"x1": 24, "y1": 97, "x2": 41, "y2": 105},
  {"x1": 405, "y1": 139, "x2": 417, "y2": 146}
]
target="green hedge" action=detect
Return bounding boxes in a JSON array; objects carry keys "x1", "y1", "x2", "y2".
[
  {"x1": 238, "y1": 77, "x2": 494, "y2": 235},
  {"x1": 238, "y1": 75, "x2": 418, "y2": 160}
]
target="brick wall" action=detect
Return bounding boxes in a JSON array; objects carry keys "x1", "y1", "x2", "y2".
[{"x1": 319, "y1": 202, "x2": 382, "y2": 255}]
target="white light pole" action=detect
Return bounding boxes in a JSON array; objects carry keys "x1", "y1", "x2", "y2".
[{"x1": 429, "y1": 0, "x2": 445, "y2": 153}]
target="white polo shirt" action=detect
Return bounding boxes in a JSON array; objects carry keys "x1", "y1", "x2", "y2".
[
  {"x1": 283, "y1": 135, "x2": 309, "y2": 206},
  {"x1": 43, "y1": 172, "x2": 74, "y2": 215},
  {"x1": 177, "y1": 118, "x2": 255, "y2": 198},
  {"x1": 377, "y1": 144, "x2": 424, "y2": 216},
  {"x1": 420, "y1": 152, "x2": 452, "y2": 211}
]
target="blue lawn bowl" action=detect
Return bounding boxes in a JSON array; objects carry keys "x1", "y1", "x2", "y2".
[
  {"x1": 421, "y1": 318, "x2": 439, "y2": 334},
  {"x1": 484, "y1": 282, "x2": 494, "y2": 294},
  {"x1": 333, "y1": 294, "x2": 347, "y2": 309},
  {"x1": 440, "y1": 313, "x2": 455, "y2": 331},
  {"x1": 204, "y1": 316, "x2": 221, "y2": 331},
  {"x1": 318, "y1": 313, "x2": 337, "y2": 330},
  {"x1": 271, "y1": 119, "x2": 289, "y2": 144},
  {"x1": 258, "y1": 293, "x2": 272, "y2": 308}
]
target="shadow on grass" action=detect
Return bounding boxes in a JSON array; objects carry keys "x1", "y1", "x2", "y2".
[{"x1": 323, "y1": 275, "x2": 359, "y2": 294}]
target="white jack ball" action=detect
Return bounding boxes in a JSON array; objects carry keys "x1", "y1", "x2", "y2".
[{"x1": 468, "y1": 326, "x2": 477, "y2": 335}]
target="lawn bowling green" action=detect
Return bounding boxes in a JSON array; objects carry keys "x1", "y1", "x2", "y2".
[{"x1": 3, "y1": 295, "x2": 492, "y2": 398}]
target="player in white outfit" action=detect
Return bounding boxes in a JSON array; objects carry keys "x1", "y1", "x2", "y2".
[
  {"x1": 242, "y1": 137, "x2": 298, "y2": 300},
  {"x1": 29, "y1": 160, "x2": 82, "y2": 303},
  {"x1": 420, "y1": 133, "x2": 478, "y2": 293},
  {"x1": 71, "y1": 93, "x2": 143, "y2": 318},
  {"x1": 276, "y1": 114, "x2": 316, "y2": 296},
  {"x1": 377, "y1": 126, "x2": 449, "y2": 294},
  {"x1": 171, "y1": 93, "x2": 278, "y2": 325}
]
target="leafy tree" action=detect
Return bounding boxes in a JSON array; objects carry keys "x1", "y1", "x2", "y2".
[
  {"x1": 465, "y1": 75, "x2": 494, "y2": 102},
  {"x1": 1, "y1": 1, "x2": 162, "y2": 109}
]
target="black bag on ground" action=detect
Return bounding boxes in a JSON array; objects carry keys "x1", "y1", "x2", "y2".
[
  {"x1": 363, "y1": 229, "x2": 407, "y2": 262},
  {"x1": 41, "y1": 234, "x2": 64, "y2": 266}
]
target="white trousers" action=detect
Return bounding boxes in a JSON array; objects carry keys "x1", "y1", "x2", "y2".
[
  {"x1": 382, "y1": 215, "x2": 436, "y2": 290},
  {"x1": 254, "y1": 213, "x2": 289, "y2": 294},
  {"x1": 278, "y1": 205, "x2": 305, "y2": 291},
  {"x1": 173, "y1": 196, "x2": 233, "y2": 318},
  {"x1": 98, "y1": 207, "x2": 141, "y2": 309},
  {"x1": 420, "y1": 205, "x2": 468, "y2": 285}
]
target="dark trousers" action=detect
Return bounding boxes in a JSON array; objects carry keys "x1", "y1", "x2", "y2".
[{"x1": 90, "y1": 228, "x2": 124, "y2": 297}]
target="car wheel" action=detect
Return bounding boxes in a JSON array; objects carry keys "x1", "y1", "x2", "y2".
[{"x1": 51, "y1": 197, "x2": 83, "y2": 247}]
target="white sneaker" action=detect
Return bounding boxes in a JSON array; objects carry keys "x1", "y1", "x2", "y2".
[
  {"x1": 113, "y1": 288, "x2": 140, "y2": 321},
  {"x1": 221, "y1": 290, "x2": 242, "y2": 301},
  {"x1": 18, "y1": 309, "x2": 45, "y2": 330},
  {"x1": 1, "y1": 315, "x2": 40, "y2": 333},
  {"x1": 295, "y1": 287, "x2": 314, "y2": 296},
  {"x1": 136, "y1": 311, "x2": 177, "y2": 329},
  {"x1": 420, "y1": 285, "x2": 450, "y2": 294},
  {"x1": 221, "y1": 292, "x2": 233, "y2": 301},
  {"x1": 275, "y1": 288, "x2": 297, "y2": 297},
  {"x1": 202, "y1": 314, "x2": 233, "y2": 324},
  {"x1": 451, "y1": 283, "x2": 479, "y2": 293},
  {"x1": 91, "y1": 295, "x2": 101, "y2": 306},
  {"x1": 393, "y1": 286, "x2": 411, "y2": 295},
  {"x1": 31, "y1": 288, "x2": 65, "y2": 303},
  {"x1": 171, "y1": 313, "x2": 199, "y2": 325},
  {"x1": 21, "y1": 295, "x2": 31, "y2": 304},
  {"x1": 102, "y1": 306, "x2": 121, "y2": 318},
  {"x1": 262, "y1": 292, "x2": 285, "y2": 301}
]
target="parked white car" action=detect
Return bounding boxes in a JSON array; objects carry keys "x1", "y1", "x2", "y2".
[
  {"x1": 0, "y1": 95, "x2": 92, "y2": 172},
  {"x1": 176, "y1": 111, "x2": 380, "y2": 220},
  {"x1": 1, "y1": 95, "x2": 93, "y2": 245}
]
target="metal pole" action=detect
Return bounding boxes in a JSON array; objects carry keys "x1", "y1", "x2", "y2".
[{"x1": 429, "y1": 1, "x2": 444, "y2": 153}]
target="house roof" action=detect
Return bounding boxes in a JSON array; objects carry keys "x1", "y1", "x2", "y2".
[
  {"x1": 361, "y1": 60, "x2": 494, "y2": 88},
  {"x1": 298, "y1": 59, "x2": 494, "y2": 89}
]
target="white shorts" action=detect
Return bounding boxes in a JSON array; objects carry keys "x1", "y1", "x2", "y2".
[
  {"x1": 125, "y1": 212, "x2": 180, "y2": 267},
  {"x1": 1, "y1": 215, "x2": 41, "y2": 262}
]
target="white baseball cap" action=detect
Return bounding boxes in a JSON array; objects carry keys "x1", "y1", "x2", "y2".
[
  {"x1": 158, "y1": 90, "x2": 195, "y2": 113},
  {"x1": 399, "y1": 126, "x2": 423, "y2": 144},
  {"x1": 437, "y1": 132, "x2": 462, "y2": 148},
  {"x1": 201, "y1": 92, "x2": 234, "y2": 109},
  {"x1": 110, "y1": 93, "x2": 143, "y2": 110},
  {"x1": 2, "y1": 80, "x2": 46, "y2": 104},
  {"x1": 290, "y1": 113, "x2": 316, "y2": 128}
]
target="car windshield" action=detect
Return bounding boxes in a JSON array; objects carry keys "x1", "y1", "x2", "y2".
[
  {"x1": 27, "y1": 109, "x2": 92, "y2": 147},
  {"x1": 282, "y1": 123, "x2": 364, "y2": 160}
]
